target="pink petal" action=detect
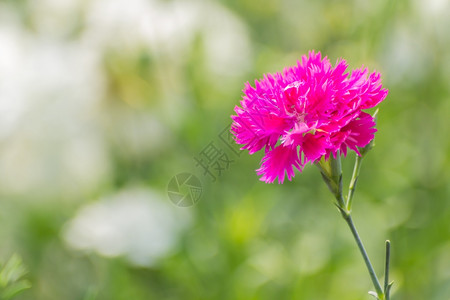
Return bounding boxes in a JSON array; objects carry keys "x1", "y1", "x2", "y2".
[
  {"x1": 231, "y1": 50, "x2": 388, "y2": 184},
  {"x1": 257, "y1": 145, "x2": 302, "y2": 184},
  {"x1": 341, "y1": 112, "x2": 377, "y2": 154},
  {"x1": 302, "y1": 133, "x2": 331, "y2": 163}
]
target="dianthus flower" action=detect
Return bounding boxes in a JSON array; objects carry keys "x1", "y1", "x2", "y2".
[{"x1": 231, "y1": 51, "x2": 388, "y2": 183}]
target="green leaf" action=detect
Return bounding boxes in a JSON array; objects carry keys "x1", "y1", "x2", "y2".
[
  {"x1": 1, "y1": 280, "x2": 32, "y2": 300},
  {"x1": 0, "y1": 254, "x2": 31, "y2": 299}
]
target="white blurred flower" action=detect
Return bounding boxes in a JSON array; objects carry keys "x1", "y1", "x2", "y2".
[
  {"x1": 84, "y1": 0, "x2": 251, "y2": 75},
  {"x1": 0, "y1": 18, "x2": 110, "y2": 194},
  {"x1": 0, "y1": 0, "x2": 250, "y2": 196},
  {"x1": 63, "y1": 187, "x2": 190, "y2": 266}
]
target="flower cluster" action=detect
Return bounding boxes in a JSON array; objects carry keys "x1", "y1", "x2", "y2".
[{"x1": 231, "y1": 51, "x2": 388, "y2": 183}]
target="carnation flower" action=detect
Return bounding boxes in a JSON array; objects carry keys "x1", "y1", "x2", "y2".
[{"x1": 231, "y1": 51, "x2": 388, "y2": 184}]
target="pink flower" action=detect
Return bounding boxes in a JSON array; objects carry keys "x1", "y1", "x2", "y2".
[{"x1": 231, "y1": 51, "x2": 388, "y2": 184}]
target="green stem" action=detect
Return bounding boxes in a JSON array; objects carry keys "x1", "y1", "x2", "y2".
[
  {"x1": 384, "y1": 240, "x2": 392, "y2": 300},
  {"x1": 319, "y1": 154, "x2": 389, "y2": 299},
  {"x1": 342, "y1": 212, "x2": 384, "y2": 298},
  {"x1": 346, "y1": 154, "x2": 363, "y2": 211}
]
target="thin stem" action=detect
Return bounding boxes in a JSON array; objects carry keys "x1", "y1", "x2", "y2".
[
  {"x1": 384, "y1": 240, "x2": 392, "y2": 300},
  {"x1": 342, "y1": 213, "x2": 384, "y2": 298},
  {"x1": 321, "y1": 154, "x2": 388, "y2": 298},
  {"x1": 346, "y1": 154, "x2": 363, "y2": 211}
]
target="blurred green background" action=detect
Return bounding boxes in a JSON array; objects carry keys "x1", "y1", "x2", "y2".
[{"x1": 0, "y1": 0, "x2": 449, "y2": 299}]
